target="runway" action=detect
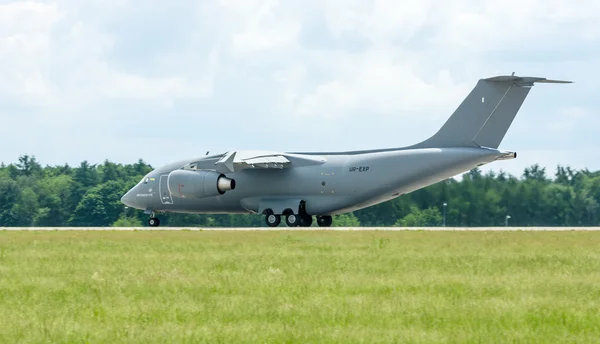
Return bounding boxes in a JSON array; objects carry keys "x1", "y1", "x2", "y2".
[{"x1": 2, "y1": 227, "x2": 600, "y2": 231}]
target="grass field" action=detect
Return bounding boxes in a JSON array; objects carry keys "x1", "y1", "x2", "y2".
[{"x1": 1, "y1": 230, "x2": 600, "y2": 343}]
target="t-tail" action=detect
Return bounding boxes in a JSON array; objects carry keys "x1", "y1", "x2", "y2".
[{"x1": 410, "y1": 75, "x2": 572, "y2": 150}]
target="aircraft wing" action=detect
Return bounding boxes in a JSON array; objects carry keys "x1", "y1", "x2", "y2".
[{"x1": 213, "y1": 150, "x2": 326, "y2": 173}]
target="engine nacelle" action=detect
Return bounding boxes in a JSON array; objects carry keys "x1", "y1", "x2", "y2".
[{"x1": 167, "y1": 169, "x2": 236, "y2": 199}]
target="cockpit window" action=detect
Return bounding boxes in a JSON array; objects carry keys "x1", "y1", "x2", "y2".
[
  {"x1": 140, "y1": 176, "x2": 155, "y2": 184},
  {"x1": 139, "y1": 176, "x2": 156, "y2": 185}
]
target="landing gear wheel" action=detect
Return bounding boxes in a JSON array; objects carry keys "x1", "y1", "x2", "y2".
[
  {"x1": 299, "y1": 214, "x2": 313, "y2": 227},
  {"x1": 148, "y1": 217, "x2": 160, "y2": 227},
  {"x1": 265, "y1": 213, "x2": 281, "y2": 227},
  {"x1": 316, "y1": 216, "x2": 332, "y2": 227},
  {"x1": 285, "y1": 214, "x2": 301, "y2": 227}
]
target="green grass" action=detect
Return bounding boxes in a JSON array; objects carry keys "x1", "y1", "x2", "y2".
[{"x1": 1, "y1": 230, "x2": 600, "y2": 343}]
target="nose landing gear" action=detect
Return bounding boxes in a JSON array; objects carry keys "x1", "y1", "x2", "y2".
[
  {"x1": 148, "y1": 217, "x2": 160, "y2": 227},
  {"x1": 147, "y1": 211, "x2": 160, "y2": 227}
]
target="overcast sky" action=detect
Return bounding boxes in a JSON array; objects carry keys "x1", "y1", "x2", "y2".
[{"x1": 1, "y1": 0, "x2": 599, "y2": 177}]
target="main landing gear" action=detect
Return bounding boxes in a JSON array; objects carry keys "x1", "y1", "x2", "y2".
[
  {"x1": 316, "y1": 215, "x2": 333, "y2": 227},
  {"x1": 263, "y1": 206, "x2": 332, "y2": 228},
  {"x1": 285, "y1": 213, "x2": 313, "y2": 227},
  {"x1": 265, "y1": 212, "x2": 281, "y2": 227}
]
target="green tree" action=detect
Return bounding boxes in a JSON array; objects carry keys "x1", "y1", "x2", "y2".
[
  {"x1": 35, "y1": 175, "x2": 77, "y2": 226},
  {"x1": 544, "y1": 184, "x2": 576, "y2": 225},
  {"x1": 1, "y1": 156, "x2": 600, "y2": 228},
  {"x1": 69, "y1": 192, "x2": 108, "y2": 226},
  {"x1": 69, "y1": 181, "x2": 128, "y2": 226},
  {"x1": 100, "y1": 160, "x2": 123, "y2": 183},
  {"x1": 112, "y1": 216, "x2": 143, "y2": 227},
  {"x1": 0, "y1": 176, "x2": 21, "y2": 226},
  {"x1": 11, "y1": 188, "x2": 39, "y2": 226},
  {"x1": 15, "y1": 155, "x2": 43, "y2": 177},
  {"x1": 333, "y1": 213, "x2": 361, "y2": 227},
  {"x1": 395, "y1": 207, "x2": 443, "y2": 227}
]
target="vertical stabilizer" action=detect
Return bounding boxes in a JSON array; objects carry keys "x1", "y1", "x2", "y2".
[{"x1": 410, "y1": 75, "x2": 571, "y2": 149}]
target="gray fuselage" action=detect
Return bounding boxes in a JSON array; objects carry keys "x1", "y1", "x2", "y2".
[{"x1": 121, "y1": 147, "x2": 507, "y2": 216}]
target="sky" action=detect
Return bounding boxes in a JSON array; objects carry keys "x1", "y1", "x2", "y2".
[{"x1": 1, "y1": 0, "x2": 599, "y2": 178}]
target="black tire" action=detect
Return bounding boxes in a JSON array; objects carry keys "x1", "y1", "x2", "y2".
[
  {"x1": 265, "y1": 213, "x2": 281, "y2": 227},
  {"x1": 149, "y1": 217, "x2": 160, "y2": 227},
  {"x1": 285, "y1": 214, "x2": 300, "y2": 227},
  {"x1": 299, "y1": 214, "x2": 313, "y2": 227},
  {"x1": 316, "y1": 215, "x2": 332, "y2": 227}
]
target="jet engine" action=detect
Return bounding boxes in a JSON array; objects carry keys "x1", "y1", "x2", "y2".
[{"x1": 167, "y1": 169, "x2": 236, "y2": 199}]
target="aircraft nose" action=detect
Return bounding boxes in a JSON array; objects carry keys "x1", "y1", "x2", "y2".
[{"x1": 121, "y1": 188, "x2": 136, "y2": 207}]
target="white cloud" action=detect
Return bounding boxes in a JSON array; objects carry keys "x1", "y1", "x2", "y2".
[
  {"x1": 0, "y1": 2, "x2": 65, "y2": 103},
  {"x1": 292, "y1": 52, "x2": 469, "y2": 120},
  {"x1": 227, "y1": 0, "x2": 301, "y2": 55},
  {"x1": 544, "y1": 106, "x2": 596, "y2": 134},
  {"x1": 0, "y1": 1, "x2": 215, "y2": 113},
  {"x1": 0, "y1": 2, "x2": 64, "y2": 35},
  {"x1": 0, "y1": 0, "x2": 598, "y2": 175},
  {"x1": 429, "y1": 0, "x2": 600, "y2": 68}
]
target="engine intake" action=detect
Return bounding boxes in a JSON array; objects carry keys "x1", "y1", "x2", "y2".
[{"x1": 167, "y1": 169, "x2": 236, "y2": 199}]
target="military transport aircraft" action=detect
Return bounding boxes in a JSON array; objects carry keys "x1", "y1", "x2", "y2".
[{"x1": 121, "y1": 74, "x2": 571, "y2": 227}]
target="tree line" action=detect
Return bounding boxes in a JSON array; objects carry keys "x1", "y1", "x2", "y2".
[{"x1": 1, "y1": 155, "x2": 599, "y2": 227}]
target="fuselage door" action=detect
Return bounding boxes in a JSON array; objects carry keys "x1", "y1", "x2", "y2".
[{"x1": 159, "y1": 175, "x2": 173, "y2": 204}]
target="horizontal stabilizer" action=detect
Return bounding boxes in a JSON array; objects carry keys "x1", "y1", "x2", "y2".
[
  {"x1": 484, "y1": 75, "x2": 573, "y2": 86},
  {"x1": 534, "y1": 79, "x2": 573, "y2": 84}
]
